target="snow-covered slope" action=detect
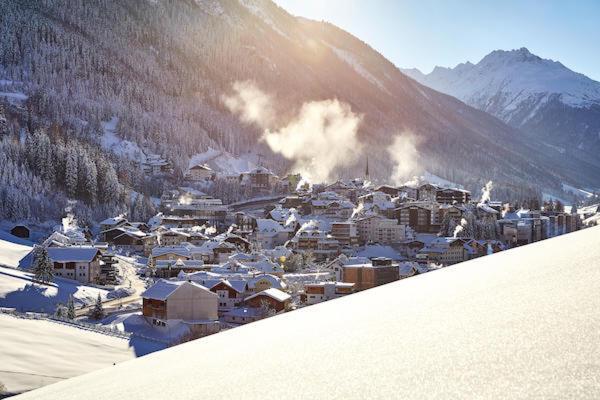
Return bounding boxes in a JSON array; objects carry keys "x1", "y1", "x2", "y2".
[
  {"x1": 0, "y1": 235, "x2": 33, "y2": 268},
  {"x1": 402, "y1": 48, "x2": 600, "y2": 183},
  {"x1": 100, "y1": 117, "x2": 145, "y2": 162},
  {"x1": 0, "y1": 266, "x2": 108, "y2": 312},
  {"x1": 16, "y1": 226, "x2": 600, "y2": 400},
  {"x1": 0, "y1": 314, "x2": 134, "y2": 394},
  {"x1": 188, "y1": 148, "x2": 259, "y2": 175}
]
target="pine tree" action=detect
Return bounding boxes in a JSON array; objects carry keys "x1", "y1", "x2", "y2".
[
  {"x1": 554, "y1": 200, "x2": 564, "y2": 212},
  {"x1": 32, "y1": 246, "x2": 54, "y2": 284},
  {"x1": 90, "y1": 293, "x2": 104, "y2": 320},
  {"x1": 78, "y1": 151, "x2": 97, "y2": 204},
  {"x1": 66, "y1": 295, "x2": 76, "y2": 319},
  {"x1": 55, "y1": 304, "x2": 66, "y2": 318},
  {"x1": 131, "y1": 193, "x2": 145, "y2": 221},
  {"x1": 96, "y1": 158, "x2": 119, "y2": 204},
  {"x1": 65, "y1": 147, "x2": 78, "y2": 198}
]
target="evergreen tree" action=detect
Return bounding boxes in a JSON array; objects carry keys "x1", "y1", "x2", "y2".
[
  {"x1": 131, "y1": 193, "x2": 145, "y2": 221},
  {"x1": 90, "y1": 293, "x2": 104, "y2": 320},
  {"x1": 78, "y1": 151, "x2": 97, "y2": 204},
  {"x1": 439, "y1": 213, "x2": 451, "y2": 237},
  {"x1": 96, "y1": 157, "x2": 120, "y2": 204},
  {"x1": 65, "y1": 147, "x2": 79, "y2": 198},
  {"x1": 554, "y1": 200, "x2": 564, "y2": 212},
  {"x1": 447, "y1": 218, "x2": 458, "y2": 238},
  {"x1": 55, "y1": 304, "x2": 66, "y2": 318},
  {"x1": 32, "y1": 246, "x2": 54, "y2": 284},
  {"x1": 283, "y1": 253, "x2": 303, "y2": 272},
  {"x1": 66, "y1": 295, "x2": 76, "y2": 319},
  {"x1": 529, "y1": 197, "x2": 541, "y2": 211}
]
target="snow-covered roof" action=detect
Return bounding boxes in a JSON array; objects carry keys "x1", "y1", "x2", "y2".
[
  {"x1": 141, "y1": 279, "x2": 211, "y2": 301},
  {"x1": 579, "y1": 204, "x2": 599, "y2": 215},
  {"x1": 477, "y1": 203, "x2": 500, "y2": 214},
  {"x1": 41, "y1": 231, "x2": 73, "y2": 247},
  {"x1": 501, "y1": 210, "x2": 521, "y2": 220},
  {"x1": 398, "y1": 263, "x2": 417, "y2": 277},
  {"x1": 46, "y1": 247, "x2": 100, "y2": 263},
  {"x1": 354, "y1": 244, "x2": 403, "y2": 261},
  {"x1": 15, "y1": 226, "x2": 600, "y2": 400},
  {"x1": 110, "y1": 226, "x2": 147, "y2": 238},
  {"x1": 341, "y1": 256, "x2": 370, "y2": 266},
  {"x1": 255, "y1": 218, "x2": 284, "y2": 233},
  {"x1": 229, "y1": 253, "x2": 264, "y2": 262},
  {"x1": 438, "y1": 187, "x2": 470, "y2": 194},
  {"x1": 243, "y1": 166, "x2": 274, "y2": 175},
  {"x1": 245, "y1": 288, "x2": 291, "y2": 303},
  {"x1": 241, "y1": 259, "x2": 281, "y2": 274},
  {"x1": 99, "y1": 216, "x2": 127, "y2": 226},
  {"x1": 263, "y1": 246, "x2": 293, "y2": 260},
  {"x1": 154, "y1": 259, "x2": 204, "y2": 269},
  {"x1": 583, "y1": 213, "x2": 600, "y2": 227},
  {"x1": 189, "y1": 163, "x2": 212, "y2": 171},
  {"x1": 248, "y1": 274, "x2": 287, "y2": 290},
  {"x1": 163, "y1": 229, "x2": 191, "y2": 238},
  {"x1": 151, "y1": 244, "x2": 202, "y2": 258},
  {"x1": 210, "y1": 279, "x2": 247, "y2": 294}
]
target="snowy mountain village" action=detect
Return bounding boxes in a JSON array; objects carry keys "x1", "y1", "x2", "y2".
[{"x1": 2, "y1": 158, "x2": 598, "y2": 358}]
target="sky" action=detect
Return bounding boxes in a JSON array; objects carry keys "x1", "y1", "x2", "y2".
[{"x1": 274, "y1": 0, "x2": 600, "y2": 81}]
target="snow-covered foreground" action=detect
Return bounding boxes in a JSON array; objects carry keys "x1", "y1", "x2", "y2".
[
  {"x1": 0, "y1": 266, "x2": 108, "y2": 313},
  {"x1": 0, "y1": 235, "x2": 33, "y2": 269},
  {"x1": 0, "y1": 313, "x2": 135, "y2": 395}
]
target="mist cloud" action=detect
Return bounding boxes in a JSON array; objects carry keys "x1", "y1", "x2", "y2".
[
  {"x1": 222, "y1": 80, "x2": 275, "y2": 129},
  {"x1": 388, "y1": 133, "x2": 420, "y2": 185},
  {"x1": 223, "y1": 81, "x2": 363, "y2": 183},
  {"x1": 263, "y1": 99, "x2": 363, "y2": 183}
]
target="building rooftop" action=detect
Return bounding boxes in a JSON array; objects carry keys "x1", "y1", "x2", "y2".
[
  {"x1": 141, "y1": 279, "x2": 210, "y2": 301},
  {"x1": 245, "y1": 288, "x2": 291, "y2": 303},
  {"x1": 17, "y1": 226, "x2": 600, "y2": 399}
]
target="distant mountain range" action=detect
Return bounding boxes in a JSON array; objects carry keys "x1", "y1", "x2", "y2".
[
  {"x1": 402, "y1": 48, "x2": 600, "y2": 189},
  {"x1": 0, "y1": 0, "x2": 597, "y2": 208}
]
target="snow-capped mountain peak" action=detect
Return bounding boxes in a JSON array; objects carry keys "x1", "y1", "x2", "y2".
[
  {"x1": 401, "y1": 47, "x2": 600, "y2": 175},
  {"x1": 407, "y1": 47, "x2": 600, "y2": 111}
]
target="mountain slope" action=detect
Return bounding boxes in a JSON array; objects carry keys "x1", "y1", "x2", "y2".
[
  {"x1": 402, "y1": 48, "x2": 600, "y2": 187},
  {"x1": 0, "y1": 1, "x2": 588, "y2": 199}
]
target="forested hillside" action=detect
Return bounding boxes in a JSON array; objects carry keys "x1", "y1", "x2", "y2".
[{"x1": 0, "y1": 0, "x2": 582, "y2": 223}]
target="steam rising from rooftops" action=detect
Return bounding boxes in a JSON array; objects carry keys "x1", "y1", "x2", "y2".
[
  {"x1": 453, "y1": 218, "x2": 468, "y2": 238},
  {"x1": 388, "y1": 133, "x2": 420, "y2": 185},
  {"x1": 479, "y1": 180, "x2": 493, "y2": 204},
  {"x1": 223, "y1": 81, "x2": 363, "y2": 183}
]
